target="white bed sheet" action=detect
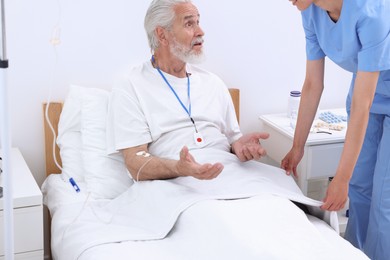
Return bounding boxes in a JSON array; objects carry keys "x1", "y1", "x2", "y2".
[
  {"x1": 58, "y1": 195, "x2": 366, "y2": 260},
  {"x1": 42, "y1": 162, "x2": 368, "y2": 260}
]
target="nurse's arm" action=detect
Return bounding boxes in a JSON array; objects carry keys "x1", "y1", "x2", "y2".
[
  {"x1": 282, "y1": 58, "x2": 325, "y2": 176},
  {"x1": 335, "y1": 71, "x2": 378, "y2": 182},
  {"x1": 292, "y1": 58, "x2": 325, "y2": 150},
  {"x1": 321, "y1": 71, "x2": 379, "y2": 211}
]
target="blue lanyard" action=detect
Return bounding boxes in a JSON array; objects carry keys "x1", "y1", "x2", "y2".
[
  {"x1": 156, "y1": 67, "x2": 192, "y2": 117},
  {"x1": 153, "y1": 56, "x2": 200, "y2": 133}
]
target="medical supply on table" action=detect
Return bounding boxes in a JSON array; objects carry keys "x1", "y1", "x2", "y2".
[
  {"x1": 319, "y1": 111, "x2": 347, "y2": 124},
  {"x1": 312, "y1": 111, "x2": 346, "y2": 132},
  {"x1": 313, "y1": 121, "x2": 345, "y2": 131},
  {"x1": 288, "y1": 90, "x2": 301, "y2": 129}
]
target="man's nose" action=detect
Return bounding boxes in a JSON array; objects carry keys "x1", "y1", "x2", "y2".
[{"x1": 196, "y1": 25, "x2": 205, "y2": 37}]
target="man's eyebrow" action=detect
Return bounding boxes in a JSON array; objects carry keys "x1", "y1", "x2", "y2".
[{"x1": 183, "y1": 14, "x2": 200, "y2": 20}]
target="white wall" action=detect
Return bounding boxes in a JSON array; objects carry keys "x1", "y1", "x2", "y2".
[{"x1": 5, "y1": 0, "x2": 353, "y2": 190}]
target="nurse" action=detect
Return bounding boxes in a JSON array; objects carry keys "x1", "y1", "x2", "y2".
[{"x1": 281, "y1": 0, "x2": 390, "y2": 259}]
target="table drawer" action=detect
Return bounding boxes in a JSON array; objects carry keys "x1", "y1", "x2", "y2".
[
  {"x1": 0, "y1": 205, "x2": 43, "y2": 256},
  {"x1": 306, "y1": 143, "x2": 344, "y2": 179}
]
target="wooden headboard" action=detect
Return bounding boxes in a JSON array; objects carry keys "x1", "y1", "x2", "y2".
[{"x1": 43, "y1": 88, "x2": 240, "y2": 177}]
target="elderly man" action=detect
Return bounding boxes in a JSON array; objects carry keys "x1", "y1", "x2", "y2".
[{"x1": 107, "y1": 0, "x2": 268, "y2": 182}]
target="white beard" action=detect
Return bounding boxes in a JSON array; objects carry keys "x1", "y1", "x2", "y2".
[{"x1": 170, "y1": 37, "x2": 205, "y2": 64}]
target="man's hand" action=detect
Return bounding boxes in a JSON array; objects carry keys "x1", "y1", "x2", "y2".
[
  {"x1": 176, "y1": 146, "x2": 224, "y2": 180},
  {"x1": 231, "y1": 132, "x2": 269, "y2": 162}
]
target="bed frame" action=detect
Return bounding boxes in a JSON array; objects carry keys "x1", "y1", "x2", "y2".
[{"x1": 43, "y1": 88, "x2": 240, "y2": 176}]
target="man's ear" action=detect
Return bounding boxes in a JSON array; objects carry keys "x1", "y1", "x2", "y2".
[{"x1": 155, "y1": 27, "x2": 169, "y2": 46}]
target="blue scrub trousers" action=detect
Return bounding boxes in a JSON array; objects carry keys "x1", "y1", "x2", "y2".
[{"x1": 344, "y1": 113, "x2": 390, "y2": 260}]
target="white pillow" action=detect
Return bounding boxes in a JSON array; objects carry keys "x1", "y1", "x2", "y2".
[
  {"x1": 78, "y1": 85, "x2": 133, "y2": 199},
  {"x1": 57, "y1": 85, "x2": 84, "y2": 182}
]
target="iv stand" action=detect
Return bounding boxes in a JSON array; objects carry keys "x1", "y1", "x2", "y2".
[{"x1": 0, "y1": 0, "x2": 15, "y2": 259}]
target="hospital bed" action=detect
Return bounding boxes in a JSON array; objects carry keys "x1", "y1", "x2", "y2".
[{"x1": 41, "y1": 85, "x2": 368, "y2": 260}]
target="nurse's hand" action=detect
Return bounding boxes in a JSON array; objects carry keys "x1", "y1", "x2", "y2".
[
  {"x1": 231, "y1": 132, "x2": 269, "y2": 162},
  {"x1": 320, "y1": 177, "x2": 348, "y2": 211},
  {"x1": 281, "y1": 147, "x2": 304, "y2": 177}
]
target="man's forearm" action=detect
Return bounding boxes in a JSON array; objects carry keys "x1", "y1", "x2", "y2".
[{"x1": 122, "y1": 146, "x2": 180, "y2": 181}]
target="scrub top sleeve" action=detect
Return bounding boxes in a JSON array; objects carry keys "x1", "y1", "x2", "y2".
[
  {"x1": 357, "y1": 10, "x2": 390, "y2": 72},
  {"x1": 302, "y1": 14, "x2": 326, "y2": 61}
]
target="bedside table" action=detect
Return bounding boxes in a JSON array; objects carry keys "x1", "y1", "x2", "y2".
[
  {"x1": 0, "y1": 148, "x2": 43, "y2": 260},
  {"x1": 259, "y1": 109, "x2": 348, "y2": 234}
]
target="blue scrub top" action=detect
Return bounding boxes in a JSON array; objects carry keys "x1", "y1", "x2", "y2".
[{"x1": 301, "y1": 0, "x2": 390, "y2": 113}]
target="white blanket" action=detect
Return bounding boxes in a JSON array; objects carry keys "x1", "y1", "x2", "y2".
[{"x1": 48, "y1": 149, "x2": 365, "y2": 260}]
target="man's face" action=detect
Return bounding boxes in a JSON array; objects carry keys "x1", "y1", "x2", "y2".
[
  {"x1": 289, "y1": 0, "x2": 313, "y2": 11},
  {"x1": 168, "y1": 3, "x2": 205, "y2": 63}
]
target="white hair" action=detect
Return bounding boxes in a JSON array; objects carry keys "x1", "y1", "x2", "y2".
[{"x1": 144, "y1": 0, "x2": 192, "y2": 51}]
